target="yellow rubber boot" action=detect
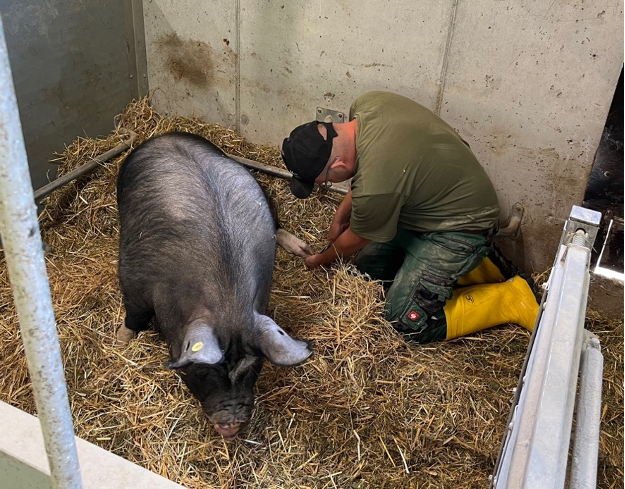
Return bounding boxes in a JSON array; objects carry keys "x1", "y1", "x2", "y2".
[
  {"x1": 443, "y1": 276, "x2": 539, "y2": 340},
  {"x1": 457, "y1": 256, "x2": 506, "y2": 286}
]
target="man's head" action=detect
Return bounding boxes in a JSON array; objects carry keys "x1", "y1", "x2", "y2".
[{"x1": 281, "y1": 121, "x2": 337, "y2": 198}]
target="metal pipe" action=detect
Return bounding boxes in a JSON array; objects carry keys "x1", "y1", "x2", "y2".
[
  {"x1": 495, "y1": 202, "x2": 524, "y2": 239},
  {"x1": 228, "y1": 153, "x2": 350, "y2": 195},
  {"x1": 0, "y1": 14, "x2": 82, "y2": 489},
  {"x1": 34, "y1": 131, "x2": 137, "y2": 202},
  {"x1": 570, "y1": 333, "x2": 603, "y2": 489},
  {"x1": 492, "y1": 206, "x2": 603, "y2": 489},
  {"x1": 32, "y1": 145, "x2": 341, "y2": 208},
  {"x1": 490, "y1": 286, "x2": 547, "y2": 488},
  {"x1": 500, "y1": 243, "x2": 589, "y2": 489}
]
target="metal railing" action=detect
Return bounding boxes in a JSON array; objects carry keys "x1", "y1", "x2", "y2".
[
  {"x1": 491, "y1": 205, "x2": 604, "y2": 489},
  {"x1": 0, "y1": 13, "x2": 83, "y2": 489}
]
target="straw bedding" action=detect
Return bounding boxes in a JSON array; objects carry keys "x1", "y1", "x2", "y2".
[{"x1": 0, "y1": 98, "x2": 622, "y2": 488}]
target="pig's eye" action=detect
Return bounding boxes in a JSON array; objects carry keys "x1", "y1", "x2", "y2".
[{"x1": 185, "y1": 341, "x2": 191, "y2": 351}]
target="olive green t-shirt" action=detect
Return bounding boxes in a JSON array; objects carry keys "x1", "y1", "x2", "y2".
[{"x1": 349, "y1": 91, "x2": 500, "y2": 241}]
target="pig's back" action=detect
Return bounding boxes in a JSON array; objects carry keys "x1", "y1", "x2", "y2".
[{"x1": 117, "y1": 132, "x2": 276, "y2": 320}]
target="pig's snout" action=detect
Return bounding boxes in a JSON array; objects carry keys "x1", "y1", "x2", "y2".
[
  {"x1": 204, "y1": 393, "x2": 257, "y2": 440},
  {"x1": 214, "y1": 422, "x2": 242, "y2": 440}
]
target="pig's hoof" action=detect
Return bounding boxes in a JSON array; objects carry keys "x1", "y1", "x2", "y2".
[
  {"x1": 116, "y1": 326, "x2": 136, "y2": 345},
  {"x1": 275, "y1": 228, "x2": 314, "y2": 258}
]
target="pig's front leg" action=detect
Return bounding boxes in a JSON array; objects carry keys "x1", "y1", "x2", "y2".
[{"x1": 275, "y1": 228, "x2": 314, "y2": 258}]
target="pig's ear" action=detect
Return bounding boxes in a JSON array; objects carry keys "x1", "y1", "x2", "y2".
[
  {"x1": 166, "y1": 321, "x2": 223, "y2": 369},
  {"x1": 254, "y1": 313, "x2": 312, "y2": 366}
]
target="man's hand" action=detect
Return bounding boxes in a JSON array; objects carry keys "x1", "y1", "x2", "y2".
[
  {"x1": 304, "y1": 228, "x2": 370, "y2": 270},
  {"x1": 275, "y1": 229, "x2": 314, "y2": 258},
  {"x1": 304, "y1": 252, "x2": 325, "y2": 270}
]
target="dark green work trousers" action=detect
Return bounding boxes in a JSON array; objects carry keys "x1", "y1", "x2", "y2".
[{"x1": 353, "y1": 228, "x2": 493, "y2": 343}]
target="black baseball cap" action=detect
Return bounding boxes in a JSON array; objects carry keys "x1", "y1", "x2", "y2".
[{"x1": 281, "y1": 121, "x2": 337, "y2": 198}]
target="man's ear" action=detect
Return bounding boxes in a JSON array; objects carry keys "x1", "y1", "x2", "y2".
[
  {"x1": 317, "y1": 122, "x2": 328, "y2": 140},
  {"x1": 331, "y1": 158, "x2": 348, "y2": 171}
]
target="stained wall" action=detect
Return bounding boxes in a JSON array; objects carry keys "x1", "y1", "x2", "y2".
[{"x1": 143, "y1": 0, "x2": 624, "y2": 271}]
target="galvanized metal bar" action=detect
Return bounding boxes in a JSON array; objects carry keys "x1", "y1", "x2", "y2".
[
  {"x1": 570, "y1": 332, "x2": 604, "y2": 489},
  {"x1": 33, "y1": 131, "x2": 137, "y2": 202},
  {"x1": 494, "y1": 242, "x2": 588, "y2": 488},
  {"x1": 492, "y1": 206, "x2": 602, "y2": 489},
  {"x1": 229, "y1": 153, "x2": 351, "y2": 195},
  {"x1": 0, "y1": 13, "x2": 82, "y2": 489},
  {"x1": 523, "y1": 243, "x2": 589, "y2": 488}
]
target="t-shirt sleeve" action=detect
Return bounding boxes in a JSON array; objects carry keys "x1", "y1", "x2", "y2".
[{"x1": 350, "y1": 193, "x2": 404, "y2": 242}]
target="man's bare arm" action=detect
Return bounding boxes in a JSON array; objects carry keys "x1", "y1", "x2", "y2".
[{"x1": 304, "y1": 226, "x2": 369, "y2": 269}]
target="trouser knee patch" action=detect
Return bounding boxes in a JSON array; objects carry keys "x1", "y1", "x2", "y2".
[
  {"x1": 415, "y1": 273, "x2": 454, "y2": 311},
  {"x1": 394, "y1": 273, "x2": 453, "y2": 333}
]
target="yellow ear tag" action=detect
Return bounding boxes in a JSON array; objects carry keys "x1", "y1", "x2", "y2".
[{"x1": 192, "y1": 342, "x2": 203, "y2": 352}]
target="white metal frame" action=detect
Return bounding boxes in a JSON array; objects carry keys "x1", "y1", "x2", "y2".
[
  {"x1": 492, "y1": 205, "x2": 604, "y2": 489},
  {"x1": 0, "y1": 14, "x2": 82, "y2": 489}
]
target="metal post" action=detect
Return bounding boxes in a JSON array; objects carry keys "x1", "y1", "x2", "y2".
[
  {"x1": 491, "y1": 206, "x2": 603, "y2": 489},
  {"x1": 0, "y1": 13, "x2": 82, "y2": 489},
  {"x1": 570, "y1": 333, "x2": 604, "y2": 489},
  {"x1": 33, "y1": 131, "x2": 138, "y2": 202}
]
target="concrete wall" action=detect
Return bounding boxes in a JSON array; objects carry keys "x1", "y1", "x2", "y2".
[
  {"x1": 143, "y1": 0, "x2": 623, "y2": 272},
  {"x1": 0, "y1": 0, "x2": 147, "y2": 192}
]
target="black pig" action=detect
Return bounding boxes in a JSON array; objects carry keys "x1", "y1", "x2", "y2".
[{"x1": 116, "y1": 132, "x2": 312, "y2": 439}]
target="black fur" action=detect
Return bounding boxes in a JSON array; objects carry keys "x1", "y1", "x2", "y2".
[{"x1": 117, "y1": 132, "x2": 277, "y2": 427}]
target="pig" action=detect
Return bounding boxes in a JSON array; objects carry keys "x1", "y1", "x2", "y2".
[{"x1": 115, "y1": 131, "x2": 312, "y2": 440}]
